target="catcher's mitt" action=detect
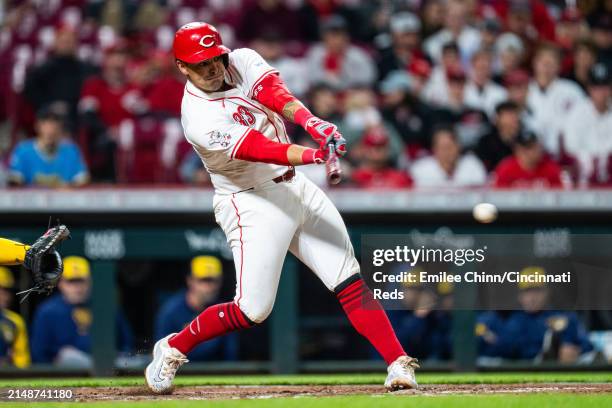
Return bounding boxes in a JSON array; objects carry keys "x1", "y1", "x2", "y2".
[{"x1": 18, "y1": 224, "x2": 71, "y2": 301}]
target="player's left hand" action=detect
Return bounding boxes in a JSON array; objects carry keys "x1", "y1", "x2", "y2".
[{"x1": 304, "y1": 117, "x2": 347, "y2": 157}]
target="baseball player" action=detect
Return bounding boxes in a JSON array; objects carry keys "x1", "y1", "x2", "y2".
[{"x1": 145, "y1": 22, "x2": 419, "y2": 393}]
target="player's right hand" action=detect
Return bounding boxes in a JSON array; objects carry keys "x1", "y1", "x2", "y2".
[{"x1": 304, "y1": 117, "x2": 347, "y2": 157}]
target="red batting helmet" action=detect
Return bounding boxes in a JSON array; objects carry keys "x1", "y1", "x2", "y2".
[{"x1": 173, "y1": 22, "x2": 230, "y2": 64}]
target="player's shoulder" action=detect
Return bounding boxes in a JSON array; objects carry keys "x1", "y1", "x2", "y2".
[
  {"x1": 229, "y1": 48, "x2": 264, "y2": 64},
  {"x1": 229, "y1": 48, "x2": 273, "y2": 74}
]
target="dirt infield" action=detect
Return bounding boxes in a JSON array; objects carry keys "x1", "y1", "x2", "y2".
[{"x1": 70, "y1": 383, "x2": 612, "y2": 401}]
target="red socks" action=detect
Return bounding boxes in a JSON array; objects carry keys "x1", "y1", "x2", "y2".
[
  {"x1": 168, "y1": 302, "x2": 253, "y2": 355},
  {"x1": 168, "y1": 278, "x2": 406, "y2": 365},
  {"x1": 336, "y1": 277, "x2": 407, "y2": 365}
]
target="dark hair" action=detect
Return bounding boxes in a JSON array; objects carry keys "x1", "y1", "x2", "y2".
[
  {"x1": 430, "y1": 124, "x2": 457, "y2": 147},
  {"x1": 573, "y1": 39, "x2": 597, "y2": 55},
  {"x1": 36, "y1": 104, "x2": 66, "y2": 124},
  {"x1": 495, "y1": 100, "x2": 519, "y2": 115},
  {"x1": 442, "y1": 42, "x2": 459, "y2": 55}
]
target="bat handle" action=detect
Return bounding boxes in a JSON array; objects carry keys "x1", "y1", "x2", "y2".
[{"x1": 326, "y1": 142, "x2": 342, "y2": 185}]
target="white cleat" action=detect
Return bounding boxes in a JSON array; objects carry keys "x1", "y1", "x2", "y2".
[
  {"x1": 384, "y1": 355, "x2": 419, "y2": 391},
  {"x1": 145, "y1": 333, "x2": 189, "y2": 394}
]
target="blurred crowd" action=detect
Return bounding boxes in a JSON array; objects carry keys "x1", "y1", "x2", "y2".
[{"x1": 0, "y1": 0, "x2": 611, "y2": 189}]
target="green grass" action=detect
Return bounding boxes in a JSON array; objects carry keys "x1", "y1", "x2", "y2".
[
  {"x1": 0, "y1": 372, "x2": 610, "y2": 388},
  {"x1": 4, "y1": 394, "x2": 612, "y2": 408}
]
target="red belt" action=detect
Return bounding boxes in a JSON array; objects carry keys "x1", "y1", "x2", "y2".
[{"x1": 272, "y1": 168, "x2": 295, "y2": 183}]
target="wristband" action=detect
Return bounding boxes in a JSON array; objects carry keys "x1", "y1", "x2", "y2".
[
  {"x1": 294, "y1": 108, "x2": 314, "y2": 129},
  {"x1": 301, "y1": 148, "x2": 325, "y2": 165}
]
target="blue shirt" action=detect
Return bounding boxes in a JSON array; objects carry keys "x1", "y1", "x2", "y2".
[
  {"x1": 503, "y1": 310, "x2": 593, "y2": 360},
  {"x1": 476, "y1": 311, "x2": 513, "y2": 358},
  {"x1": 155, "y1": 291, "x2": 238, "y2": 361},
  {"x1": 386, "y1": 310, "x2": 451, "y2": 360},
  {"x1": 30, "y1": 295, "x2": 133, "y2": 363},
  {"x1": 9, "y1": 139, "x2": 88, "y2": 186}
]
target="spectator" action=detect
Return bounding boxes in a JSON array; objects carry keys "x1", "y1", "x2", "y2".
[
  {"x1": 556, "y1": 9, "x2": 586, "y2": 75},
  {"x1": 503, "y1": 267, "x2": 593, "y2": 362},
  {"x1": 250, "y1": 31, "x2": 309, "y2": 98},
  {"x1": 30, "y1": 256, "x2": 133, "y2": 366},
  {"x1": 377, "y1": 12, "x2": 425, "y2": 81},
  {"x1": 562, "y1": 63, "x2": 612, "y2": 186},
  {"x1": 22, "y1": 26, "x2": 97, "y2": 132},
  {"x1": 380, "y1": 71, "x2": 432, "y2": 151},
  {"x1": 429, "y1": 66, "x2": 490, "y2": 148},
  {"x1": 423, "y1": 0, "x2": 481, "y2": 64},
  {"x1": 493, "y1": 129, "x2": 563, "y2": 188},
  {"x1": 504, "y1": 69, "x2": 536, "y2": 130},
  {"x1": 477, "y1": 101, "x2": 522, "y2": 171},
  {"x1": 147, "y1": 51, "x2": 185, "y2": 117},
  {"x1": 422, "y1": 42, "x2": 462, "y2": 106},
  {"x1": 492, "y1": 33, "x2": 525, "y2": 84},
  {"x1": 79, "y1": 45, "x2": 147, "y2": 181},
  {"x1": 564, "y1": 39, "x2": 598, "y2": 92},
  {"x1": 338, "y1": 87, "x2": 404, "y2": 162},
  {"x1": 8, "y1": 107, "x2": 89, "y2": 187},
  {"x1": 503, "y1": 0, "x2": 555, "y2": 45},
  {"x1": 421, "y1": 0, "x2": 445, "y2": 39},
  {"x1": 477, "y1": 18, "x2": 502, "y2": 52},
  {"x1": 385, "y1": 272, "x2": 436, "y2": 360},
  {"x1": 307, "y1": 83, "x2": 342, "y2": 124},
  {"x1": 464, "y1": 49, "x2": 508, "y2": 117},
  {"x1": 590, "y1": 14, "x2": 612, "y2": 72},
  {"x1": 155, "y1": 256, "x2": 237, "y2": 361},
  {"x1": 386, "y1": 273, "x2": 452, "y2": 361},
  {"x1": 0, "y1": 267, "x2": 30, "y2": 368},
  {"x1": 411, "y1": 126, "x2": 487, "y2": 188},
  {"x1": 351, "y1": 127, "x2": 412, "y2": 189},
  {"x1": 527, "y1": 44, "x2": 585, "y2": 155},
  {"x1": 476, "y1": 310, "x2": 513, "y2": 360},
  {"x1": 305, "y1": 15, "x2": 376, "y2": 90}
]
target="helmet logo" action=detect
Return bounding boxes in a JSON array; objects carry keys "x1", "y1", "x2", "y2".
[{"x1": 199, "y1": 35, "x2": 216, "y2": 48}]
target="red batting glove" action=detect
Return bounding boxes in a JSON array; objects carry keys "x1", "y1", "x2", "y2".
[{"x1": 295, "y1": 109, "x2": 347, "y2": 157}]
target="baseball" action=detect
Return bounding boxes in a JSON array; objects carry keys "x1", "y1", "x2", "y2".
[{"x1": 473, "y1": 203, "x2": 498, "y2": 223}]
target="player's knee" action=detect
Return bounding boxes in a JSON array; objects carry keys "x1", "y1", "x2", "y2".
[
  {"x1": 332, "y1": 259, "x2": 361, "y2": 291},
  {"x1": 239, "y1": 299, "x2": 274, "y2": 324}
]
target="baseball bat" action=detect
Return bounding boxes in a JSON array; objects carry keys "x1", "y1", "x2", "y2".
[{"x1": 326, "y1": 142, "x2": 342, "y2": 185}]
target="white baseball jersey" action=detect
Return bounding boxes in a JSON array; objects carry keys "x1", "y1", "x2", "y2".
[
  {"x1": 181, "y1": 48, "x2": 291, "y2": 194},
  {"x1": 527, "y1": 78, "x2": 585, "y2": 155}
]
